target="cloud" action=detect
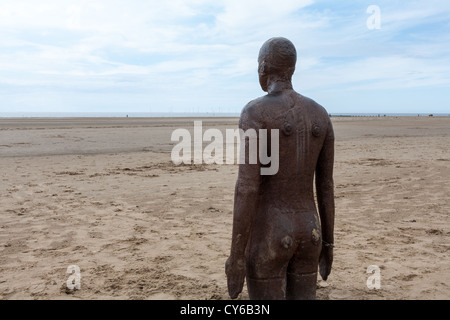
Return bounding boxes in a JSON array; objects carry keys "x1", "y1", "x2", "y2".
[
  {"x1": 296, "y1": 55, "x2": 450, "y2": 92},
  {"x1": 0, "y1": 1, "x2": 449, "y2": 113},
  {"x1": 215, "y1": 0, "x2": 313, "y2": 30}
]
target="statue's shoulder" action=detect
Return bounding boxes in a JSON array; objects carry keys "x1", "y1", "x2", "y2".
[
  {"x1": 295, "y1": 93, "x2": 324, "y2": 113},
  {"x1": 242, "y1": 93, "x2": 286, "y2": 117},
  {"x1": 239, "y1": 96, "x2": 270, "y2": 129},
  {"x1": 243, "y1": 94, "x2": 272, "y2": 111},
  {"x1": 298, "y1": 94, "x2": 330, "y2": 121}
]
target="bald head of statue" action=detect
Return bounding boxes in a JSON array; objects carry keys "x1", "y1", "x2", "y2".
[{"x1": 258, "y1": 37, "x2": 297, "y2": 93}]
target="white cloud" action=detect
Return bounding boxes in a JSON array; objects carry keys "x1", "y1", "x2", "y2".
[
  {"x1": 215, "y1": 0, "x2": 313, "y2": 29},
  {"x1": 0, "y1": 1, "x2": 449, "y2": 113},
  {"x1": 295, "y1": 54, "x2": 450, "y2": 103}
]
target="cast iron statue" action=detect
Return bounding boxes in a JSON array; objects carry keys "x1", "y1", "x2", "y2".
[{"x1": 225, "y1": 37, "x2": 335, "y2": 300}]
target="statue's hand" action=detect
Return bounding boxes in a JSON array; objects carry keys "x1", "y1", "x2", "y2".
[
  {"x1": 225, "y1": 256, "x2": 246, "y2": 299},
  {"x1": 319, "y1": 245, "x2": 333, "y2": 281}
]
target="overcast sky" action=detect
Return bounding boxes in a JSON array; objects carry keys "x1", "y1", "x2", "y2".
[{"x1": 1, "y1": 0, "x2": 449, "y2": 114}]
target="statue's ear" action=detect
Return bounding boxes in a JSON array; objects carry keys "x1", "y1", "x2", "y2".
[{"x1": 258, "y1": 60, "x2": 267, "y2": 75}]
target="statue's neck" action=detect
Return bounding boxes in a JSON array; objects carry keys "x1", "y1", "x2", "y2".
[{"x1": 267, "y1": 77, "x2": 293, "y2": 94}]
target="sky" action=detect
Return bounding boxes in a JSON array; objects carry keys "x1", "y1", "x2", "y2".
[{"x1": 1, "y1": 0, "x2": 449, "y2": 114}]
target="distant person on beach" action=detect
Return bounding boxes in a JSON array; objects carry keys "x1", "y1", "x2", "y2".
[{"x1": 226, "y1": 37, "x2": 335, "y2": 300}]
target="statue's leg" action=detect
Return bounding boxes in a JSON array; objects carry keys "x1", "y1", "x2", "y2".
[
  {"x1": 286, "y1": 271, "x2": 318, "y2": 300},
  {"x1": 285, "y1": 228, "x2": 322, "y2": 300},
  {"x1": 247, "y1": 277, "x2": 286, "y2": 300},
  {"x1": 245, "y1": 209, "x2": 318, "y2": 300},
  {"x1": 245, "y1": 236, "x2": 293, "y2": 300}
]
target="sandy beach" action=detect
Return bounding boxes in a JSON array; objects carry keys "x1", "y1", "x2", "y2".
[{"x1": 0, "y1": 116, "x2": 449, "y2": 300}]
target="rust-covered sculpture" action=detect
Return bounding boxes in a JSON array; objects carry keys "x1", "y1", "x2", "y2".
[{"x1": 225, "y1": 37, "x2": 335, "y2": 300}]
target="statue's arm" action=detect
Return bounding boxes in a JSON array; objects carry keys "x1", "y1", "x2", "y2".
[
  {"x1": 230, "y1": 154, "x2": 260, "y2": 257},
  {"x1": 226, "y1": 106, "x2": 262, "y2": 298},
  {"x1": 315, "y1": 118, "x2": 335, "y2": 280}
]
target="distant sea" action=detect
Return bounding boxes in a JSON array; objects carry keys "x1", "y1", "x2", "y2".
[
  {"x1": 0, "y1": 112, "x2": 240, "y2": 118},
  {"x1": 0, "y1": 112, "x2": 449, "y2": 118}
]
